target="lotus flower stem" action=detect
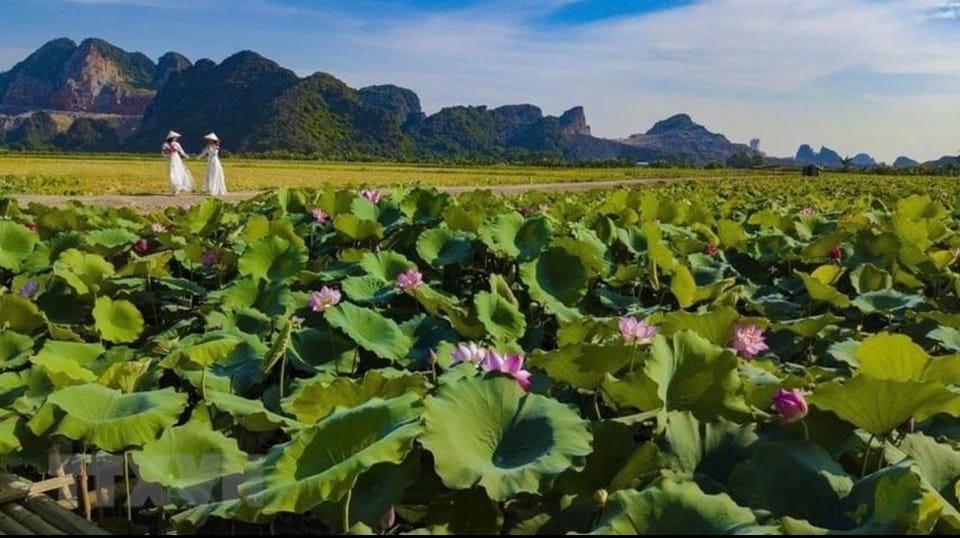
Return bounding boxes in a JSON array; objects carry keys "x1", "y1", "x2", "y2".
[
  {"x1": 861, "y1": 434, "x2": 876, "y2": 478},
  {"x1": 279, "y1": 353, "x2": 287, "y2": 399},
  {"x1": 200, "y1": 368, "x2": 208, "y2": 400},
  {"x1": 326, "y1": 323, "x2": 339, "y2": 375},
  {"x1": 628, "y1": 344, "x2": 638, "y2": 374},
  {"x1": 592, "y1": 392, "x2": 603, "y2": 421},
  {"x1": 123, "y1": 451, "x2": 132, "y2": 526},
  {"x1": 343, "y1": 482, "x2": 354, "y2": 533},
  {"x1": 800, "y1": 419, "x2": 810, "y2": 442}
]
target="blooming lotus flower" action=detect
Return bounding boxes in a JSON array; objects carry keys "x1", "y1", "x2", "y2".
[
  {"x1": 451, "y1": 342, "x2": 487, "y2": 366},
  {"x1": 619, "y1": 316, "x2": 658, "y2": 346},
  {"x1": 201, "y1": 249, "x2": 220, "y2": 267},
  {"x1": 311, "y1": 207, "x2": 328, "y2": 224},
  {"x1": 481, "y1": 351, "x2": 532, "y2": 390},
  {"x1": 18, "y1": 280, "x2": 39, "y2": 298},
  {"x1": 772, "y1": 389, "x2": 808, "y2": 423},
  {"x1": 729, "y1": 322, "x2": 769, "y2": 360},
  {"x1": 151, "y1": 223, "x2": 167, "y2": 233},
  {"x1": 134, "y1": 239, "x2": 148, "y2": 253},
  {"x1": 361, "y1": 189, "x2": 381, "y2": 204},
  {"x1": 704, "y1": 243, "x2": 718, "y2": 256},
  {"x1": 396, "y1": 268, "x2": 423, "y2": 292},
  {"x1": 830, "y1": 246, "x2": 842, "y2": 260},
  {"x1": 309, "y1": 286, "x2": 341, "y2": 312}
]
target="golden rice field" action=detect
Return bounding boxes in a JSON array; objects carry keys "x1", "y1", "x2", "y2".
[{"x1": 0, "y1": 153, "x2": 787, "y2": 195}]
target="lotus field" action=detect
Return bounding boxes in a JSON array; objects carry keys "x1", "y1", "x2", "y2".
[{"x1": 2, "y1": 176, "x2": 960, "y2": 535}]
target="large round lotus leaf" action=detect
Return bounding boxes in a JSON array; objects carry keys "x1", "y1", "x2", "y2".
[
  {"x1": 341, "y1": 275, "x2": 397, "y2": 304},
  {"x1": 54, "y1": 248, "x2": 115, "y2": 294},
  {"x1": 45, "y1": 384, "x2": 188, "y2": 451},
  {"x1": 589, "y1": 479, "x2": 766, "y2": 535},
  {"x1": 421, "y1": 376, "x2": 593, "y2": 501},
  {"x1": 854, "y1": 333, "x2": 929, "y2": 382},
  {"x1": 400, "y1": 188, "x2": 452, "y2": 224},
  {"x1": 30, "y1": 341, "x2": 105, "y2": 388},
  {"x1": 0, "y1": 295, "x2": 45, "y2": 333},
  {"x1": 23, "y1": 231, "x2": 82, "y2": 271},
  {"x1": 161, "y1": 334, "x2": 242, "y2": 370},
  {"x1": 411, "y1": 489, "x2": 504, "y2": 535},
  {"x1": 0, "y1": 416, "x2": 23, "y2": 456},
  {"x1": 411, "y1": 284, "x2": 485, "y2": 339},
  {"x1": 527, "y1": 344, "x2": 633, "y2": 390},
  {"x1": 0, "y1": 332, "x2": 34, "y2": 370},
  {"x1": 324, "y1": 302, "x2": 412, "y2": 362},
  {"x1": 852, "y1": 289, "x2": 925, "y2": 314},
  {"x1": 809, "y1": 376, "x2": 960, "y2": 435},
  {"x1": 474, "y1": 290, "x2": 526, "y2": 343},
  {"x1": 132, "y1": 416, "x2": 249, "y2": 504},
  {"x1": 416, "y1": 228, "x2": 475, "y2": 267},
  {"x1": 238, "y1": 236, "x2": 308, "y2": 282},
  {"x1": 797, "y1": 271, "x2": 851, "y2": 308},
  {"x1": 773, "y1": 313, "x2": 844, "y2": 338},
  {"x1": 93, "y1": 296, "x2": 144, "y2": 343},
  {"x1": 643, "y1": 331, "x2": 749, "y2": 420},
  {"x1": 183, "y1": 198, "x2": 224, "y2": 235},
  {"x1": 281, "y1": 369, "x2": 429, "y2": 423},
  {"x1": 237, "y1": 394, "x2": 423, "y2": 515},
  {"x1": 359, "y1": 251, "x2": 415, "y2": 282},
  {"x1": 97, "y1": 359, "x2": 152, "y2": 393},
  {"x1": 833, "y1": 462, "x2": 937, "y2": 534},
  {"x1": 285, "y1": 327, "x2": 356, "y2": 374},
  {"x1": 333, "y1": 214, "x2": 383, "y2": 241},
  {"x1": 314, "y1": 454, "x2": 421, "y2": 529},
  {"x1": 204, "y1": 390, "x2": 298, "y2": 432},
  {"x1": 480, "y1": 213, "x2": 552, "y2": 261},
  {"x1": 728, "y1": 441, "x2": 853, "y2": 526},
  {"x1": 520, "y1": 247, "x2": 588, "y2": 306},
  {"x1": 84, "y1": 228, "x2": 139, "y2": 250},
  {"x1": 0, "y1": 221, "x2": 38, "y2": 271},
  {"x1": 657, "y1": 411, "x2": 758, "y2": 484}
]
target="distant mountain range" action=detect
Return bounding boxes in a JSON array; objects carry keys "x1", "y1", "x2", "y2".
[{"x1": 0, "y1": 37, "x2": 953, "y2": 168}]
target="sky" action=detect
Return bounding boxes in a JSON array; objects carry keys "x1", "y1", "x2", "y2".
[{"x1": 2, "y1": 0, "x2": 960, "y2": 162}]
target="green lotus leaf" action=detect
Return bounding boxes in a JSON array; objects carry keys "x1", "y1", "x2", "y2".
[
  {"x1": 399, "y1": 188, "x2": 452, "y2": 223},
  {"x1": 643, "y1": 331, "x2": 749, "y2": 420},
  {"x1": 474, "y1": 289, "x2": 526, "y2": 343},
  {"x1": 553, "y1": 421, "x2": 664, "y2": 497},
  {"x1": 44, "y1": 384, "x2": 188, "y2": 451},
  {"x1": 839, "y1": 462, "x2": 939, "y2": 534},
  {"x1": 408, "y1": 489, "x2": 504, "y2": 535},
  {"x1": 93, "y1": 296, "x2": 144, "y2": 343},
  {"x1": 359, "y1": 251, "x2": 415, "y2": 282},
  {"x1": 333, "y1": 214, "x2": 384, "y2": 241},
  {"x1": 851, "y1": 289, "x2": 924, "y2": 314},
  {"x1": 132, "y1": 415, "x2": 249, "y2": 505},
  {"x1": 855, "y1": 333, "x2": 929, "y2": 382},
  {"x1": 0, "y1": 221, "x2": 38, "y2": 271},
  {"x1": 588, "y1": 479, "x2": 767, "y2": 535},
  {"x1": 885, "y1": 433, "x2": 960, "y2": 510},
  {"x1": 521, "y1": 246, "x2": 588, "y2": 307},
  {"x1": 528, "y1": 344, "x2": 633, "y2": 390},
  {"x1": 717, "y1": 220, "x2": 748, "y2": 251},
  {"x1": 341, "y1": 275, "x2": 397, "y2": 304},
  {"x1": 416, "y1": 228, "x2": 475, "y2": 267},
  {"x1": 421, "y1": 376, "x2": 593, "y2": 501},
  {"x1": 809, "y1": 376, "x2": 960, "y2": 435},
  {"x1": 928, "y1": 326, "x2": 960, "y2": 353},
  {"x1": 238, "y1": 236, "x2": 308, "y2": 282},
  {"x1": 774, "y1": 313, "x2": 844, "y2": 338},
  {"x1": 84, "y1": 227, "x2": 138, "y2": 250},
  {"x1": 204, "y1": 390, "x2": 298, "y2": 432},
  {"x1": 798, "y1": 270, "x2": 851, "y2": 308},
  {"x1": 161, "y1": 334, "x2": 242, "y2": 370},
  {"x1": 183, "y1": 198, "x2": 224, "y2": 235},
  {"x1": 728, "y1": 441, "x2": 853, "y2": 526},
  {"x1": 554, "y1": 235, "x2": 611, "y2": 279},
  {"x1": 325, "y1": 302, "x2": 412, "y2": 362},
  {"x1": 411, "y1": 284, "x2": 485, "y2": 338},
  {"x1": 119, "y1": 251, "x2": 174, "y2": 279},
  {"x1": 54, "y1": 248, "x2": 115, "y2": 295},
  {"x1": 0, "y1": 331, "x2": 34, "y2": 370},
  {"x1": 281, "y1": 369, "x2": 429, "y2": 423},
  {"x1": 670, "y1": 264, "x2": 697, "y2": 308},
  {"x1": 0, "y1": 295, "x2": 45, "y2": 333},
  {"x1": 0, "y1": 416, "x2": 23, "y2": 456},
  {"x1": 657, "y1": 411, "x2": 759, "y2": 484},
  {"x1": 479, "y1": 213, "x2": 552, "y2": 261},
  {"x1": 442, "y1": 205, "x2": 483, "y2": 234},
  {"x1": 285, "y1": 327, "x2": 356, "y2": 374},
  {"x1": 30, "y1": 341, "x2": 104, "y2": 388},
  {"x1": 237, "y1": 394, "x2": 422, "y2": 515},
  {"x1": 850, "y1": 263, "x2": 892, "y2": 294},
  {"x1": 314, "y1": 454, "x2": 421, "y2": 529},
  {"x1": 97, "y1": 358, "x2": 152, "y2": 393},
  {"x1": 659, "y1": 306, "x2": 740, "y2": 346}
]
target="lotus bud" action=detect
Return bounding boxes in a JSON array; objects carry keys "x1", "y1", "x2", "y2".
[
  {"x1": 380, "y1": 505, "x2": 396, "y2": 531},
  {"x1": 703, "y1": 243, "x2": 718, "y2": 256},
  {"x1": 772, "y1": 389, "x2": 808, "y2": 423},
  {"x1": 593, "y1": 489, "x2": 608, "y2": 507},
  {"x1": 134, "y1": 239, "x2": 148, "y2": 253},
  {"x1": 830, "y1": 245, "x2": 842, "y2": 260}
]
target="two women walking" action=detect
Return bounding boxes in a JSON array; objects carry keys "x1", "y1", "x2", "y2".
[{"x1": 163, "y1": 131, "x2": 228, "y2": 196}]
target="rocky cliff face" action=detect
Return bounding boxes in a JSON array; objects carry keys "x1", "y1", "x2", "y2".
[
  {"x1": 795, "y1": 145, "x2": 843, "y2": 167},
  {"x1": 619, "y1": 113, "x2": 753, "y2": 165}
]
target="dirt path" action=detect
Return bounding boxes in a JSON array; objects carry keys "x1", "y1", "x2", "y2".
[{"x1": 7, "y1": 176, "x2": 706, "y2": 209}]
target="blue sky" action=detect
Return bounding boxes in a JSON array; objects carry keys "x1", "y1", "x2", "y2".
[{"x1": 2, "y1": 0, "x2": 960, "y2": 161}]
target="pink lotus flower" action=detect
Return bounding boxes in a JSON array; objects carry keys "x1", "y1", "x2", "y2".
[
  {"x1": 151, "y1": 223, "x2": 167, "y2": 233},
  {"x1": 309, "y1": 286, "x2": 341, "y2": 312},
  {"x1": 134, "y1": 239, "x2": 148, "y2": 253},
  {"x1": 772, "y1": 389, "x2": 808, "y2": 423},
  {"x1": 704, "y1": 243, "x2": 718, "y2": 256},
  {"x1": 396, "y1": 268, "x2": 423, "y2": 292},
  {"x1": 18, "y1": 280, "x2": 39, "y2": 298},
  {"x1": 451, "y1": 342, "x2": 487, "y2": 367},
  {"x1": 801, "y1": 206, "x2": 815, "y2": 216},
  {"x1": 311, "y1": 207, "x2": 328, "y2": 224},
  {"x1": 481, "y1": 351, "x2": 532, "y2": 390},
  {"x1": 361, "y1": 189, "x2": 381, "y2": 205},
  {"x1": 729, "y1": 322, "x2": 769, "y2": 360},
  {"x1": 201, "y1": 249, "x2": 220, "y2": 267},
  {"x1": 830, "y1": 246, "x2": 842, "y2": 260},
  {"x1": 618, "y1": 316, "x2": 658, "y2": 346},
  {"x1": 380, "y1": 506, "x2": 396, "y2": 532}
]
